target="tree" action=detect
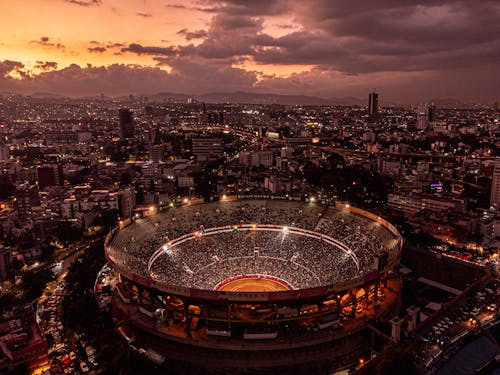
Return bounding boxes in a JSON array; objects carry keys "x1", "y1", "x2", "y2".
[
  {"x1": 58, "y1": 223, "x2": 83, "y2": 244},
  {"x1": 21, "y1": 268, "x2": 52, "y2": 302}
]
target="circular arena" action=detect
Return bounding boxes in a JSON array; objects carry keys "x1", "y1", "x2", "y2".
[{"x1": 104, "y1": 198, "x2": 403, "y2": 374}]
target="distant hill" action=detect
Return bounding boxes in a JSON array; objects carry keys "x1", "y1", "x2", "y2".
[
  {"x1": 136, "y1": 91, "x2": 369, "y2": 106},
  {"x1": 30, "y1": 92, "x2": 66, "y2": 99},
  {"x1": 423, "y1": 98, "x2": 474, "y2": 108},
  {"x1": 0, "y1": 90, "x2": 488, "y2": 108}
]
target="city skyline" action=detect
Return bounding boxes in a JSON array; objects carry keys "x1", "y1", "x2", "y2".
[{"x1": 0, "y1": 0, "x2": 499, "y2": 102}]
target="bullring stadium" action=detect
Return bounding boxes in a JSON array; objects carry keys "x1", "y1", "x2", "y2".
[{"x1": 104, "y1": 197, "x2": 403, "y2": 374}]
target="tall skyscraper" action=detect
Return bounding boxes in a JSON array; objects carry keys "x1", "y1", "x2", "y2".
[
  {"x1": 490, "y1": 161, "x2": 500, "y2": 210},
  {"x1": 119, "y1": 108, "x2": 134, "y2": 140},
  {"x1": 15, "y1": 184, "x2": 40, "y2": 221},
  {"x1": 36, "y1": 164, "x2": 64, "y2": 189},
  {"x1": 368, "y1": 92, "x2": 378, "y2": 122},
  {"x1": 192, "y1": 137, "x2": 224, "y2": 162},
  {"x1": 118, "y1": 187, "x2": 136, "y2": 218},
  {"x1": 416, "y1": 104, "x2": 436, "y2": 130},
  {"x1": 428, "y1": 103, "x2": 436, "y2": 122},
  {"x1": 417, "y1": 105, "x2": 429, "y2": 130},
  {"x1": 0, "y1": 144, "x2": 9, "y2": 161},
  {"x1": 0, "y1": 245, "x2": 11, "y2": 281}
]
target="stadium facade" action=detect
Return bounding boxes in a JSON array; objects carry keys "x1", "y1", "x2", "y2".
[{"x1": 104, "y1": 198, "x2": 403, "y2": 374}]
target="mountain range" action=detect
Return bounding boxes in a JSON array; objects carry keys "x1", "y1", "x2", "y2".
[{"x1": 0, "y1": 91, "x2": 486, "y2": 108}]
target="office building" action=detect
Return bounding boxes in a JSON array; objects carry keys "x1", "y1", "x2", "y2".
[
  {"x1": 416, "y1": 104, "x2": 435, "y2": 130},
  {"x1": 118, "y1": 187, "x2": 136, "y2": 219},
  {"x1": 0, "y1": 245, "x2": 11, "y2": 281},
  {"x1": 490, "y1": 161, "x2": 500, "y2": 210},
  {"x1": 119, "y1": 109, "x2": 134, "y2": 140},
  {"x1": 192, "y1": 137, "x2": 223, "y2": 162},
  {"x1": 36, "y1": 164, "x2": 64, "y2": 189},
  {"x1": 368, "y1": 92, "x2": 378, "y2": 122}
]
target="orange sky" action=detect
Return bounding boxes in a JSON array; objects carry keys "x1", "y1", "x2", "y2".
[
  {"x1": 0, "y1": 0, "x2": 497, "y2": 101},
  {"x1": 0, "y1": 0, "x2": 302, "y2": 77}
]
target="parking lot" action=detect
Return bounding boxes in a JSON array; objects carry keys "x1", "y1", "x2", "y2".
[{"x1": 417, "y1": 278, "x2": 500, "y2": 370}]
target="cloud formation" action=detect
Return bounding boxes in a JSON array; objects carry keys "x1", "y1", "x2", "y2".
[
  {"x1": 2, "y1": 0, "x2": 499, "y2": 101},
  {"x1": 31, "y1": 36, "x2": 65, "y2": 50},
  {"x1": 177, "y1": 29, "x2": 208, "y2": 41},
  {"x1": 65, "y1": 0, "x2": 102, "y2": 6},
  {"x1": 88, "y1": 46, "x2": 107, "y2": 53}
]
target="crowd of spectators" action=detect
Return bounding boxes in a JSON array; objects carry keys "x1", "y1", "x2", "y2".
[{"x1": 106, "y1": 200, "x2": 400, "y2": 290}]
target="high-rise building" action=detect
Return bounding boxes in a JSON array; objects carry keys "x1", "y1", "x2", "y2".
[
  {"x1": 490, "y1": 161, "x2": 500, "y2": 210},
  {"x1": 36, "y1": 164, "x2": 64, "y2": 189},
  {"x1": 416, "y1": 105, "x2": 429, "y2": 130},
  {"x1": 428, "y1": 104, "x2": 436, "y2": 122},
  {"x1": 118, "y1": 187, "x2": 136, "y2": 219},
  {"x1": 416, "y1": 104, "x2": 436, "y2": 130},
  {"x1": 149, "y1": 144, "x2": 164, "y2": 163},
  {"x1": 239, "y1": 150, "x2": 274, "y2": 168},
  {"x1": 119, "y1": 108, "x2": 134, "y2": 140},
  {"x1": 15, "y1": 185, "x2": 40, "y2": 221},
  {"x1": 192, "y1": 137, "x2": 224, "y2": 162},
  {"x1": 0, "y1": 144, "x2": 9, "y2": 161},
  {"x1": 368, "y1": 92, "x2": 378, "y2": 122},
  {"x1": 0, "y1": 245, "x2": 11, "y2": 281}
]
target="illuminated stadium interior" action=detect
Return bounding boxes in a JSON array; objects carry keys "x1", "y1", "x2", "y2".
[
  {"x1": 147, "y1": 224, "x2": 360, "y2": 290},
  {"x1": 104, "y1": 199, "x2": 403, "y2": 373},
  {"x1": 106, "y1": 199, "x2": 402, "y2": 299}
]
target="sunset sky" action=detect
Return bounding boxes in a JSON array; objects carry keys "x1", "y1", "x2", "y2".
[{"x1": 0, "y1": 0, "x2": 499, "y2": 102}]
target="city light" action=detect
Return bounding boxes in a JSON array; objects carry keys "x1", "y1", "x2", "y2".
[{"x1": 0, "y1": 5, "x2": 496, "y2": 372}]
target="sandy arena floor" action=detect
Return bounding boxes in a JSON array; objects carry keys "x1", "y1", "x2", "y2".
[{"x1": 218, "y1": 278, "x2": 290, "y2": 292}]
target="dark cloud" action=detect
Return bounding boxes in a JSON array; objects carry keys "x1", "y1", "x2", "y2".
[
  {"x1": 0, "y1": 60, "x2": 25, "y2": 77},
  {"x1": 177, "y1": 29, "x2": 208, "y2": 41},
  {"x1": 0, "y1": 58, "x2": 497, "y2": 101},
  {"x1": 175, "y1": 14, "x2": 273, "y2": 59},
  {"x1": 126, "y1": 1, "x2": 500, "y2": 76},
  {"x1": 165, "y1": 3, "x2": 218, "y2": 13},
  {"x1": 65, "y1": 0, "x2": 102, "y2": 6},
  {"x1": 31, "y1": 37, "x2": 65, "y2": 50},
  {"x1": 195, "y1": 0, "x2": 291, "y2": 16},
  {"x1": 165, "y1": 4, "x2": 188, "y2": 10},
  {"x1": 89, "y1": 40, "x2": 100, "y2": 44},
  {"x1": 0, "y1": 60, "x2": 255, "y2": 96},
  {"x1": 106, "y1": 42, "x2": 124, "y2": 48},
  {"x1": 136, "y1": 12, "x2": 152, "y2": 17},
  {"x1": 121, "y1": 43, "x2": 177, "y2": 56},
  {"x1": 34, "y1": 61, "x2": 58, "y2": 71},
  {"x1": 88, "y1": 47, "x2": 107, "y2": 53},
  {"x1": 3, "y1": 1, "x2": 500, "y2": 101}
]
